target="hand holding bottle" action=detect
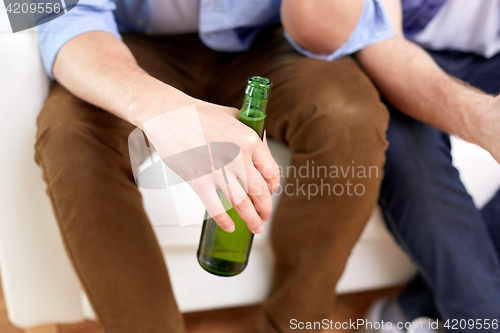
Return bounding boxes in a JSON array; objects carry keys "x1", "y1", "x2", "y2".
[
  {"x1": 197, "y1": 76, "x2": 275, "y2": 276},
  {"x1": 142, "y1": 97, "x2": 279, "y2": 234}
]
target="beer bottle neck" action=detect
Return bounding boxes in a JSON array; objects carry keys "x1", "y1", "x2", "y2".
[{"x1": 238, "y1": 76, "x2": 272, "y2": 138}]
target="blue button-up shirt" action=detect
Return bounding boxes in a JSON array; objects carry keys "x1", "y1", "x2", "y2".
[{"x1": 37, "y1": 0, "x2": 393, "y2": 79}]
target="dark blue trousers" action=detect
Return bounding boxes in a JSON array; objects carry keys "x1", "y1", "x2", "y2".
[{"x1": 380, "y1": 50, "x2": 500, "y2": 332}]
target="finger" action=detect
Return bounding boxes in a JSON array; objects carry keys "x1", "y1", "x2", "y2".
[
  {"x1": 261, "y1": 131, "x2": 279, "y2": 194},
  {"x1": 211, "y1": 210, "x2": 236, "y2": 233},
  {"x1": 220, "y1": 174, "x2": 264, "y2": 234},
  {"x1": 203, "y1": 191, "x2": 235, "y2": 232},
  {"x1": 245, "y1": 165, "x2": 273, "y2": 222},
  {"x1": 190, "y1": 181, "x2": 235, "y2": 233},
  {"x1": 221, "y1": 150, "x2": 248, "y2": 192},
  {"x1": 252, "y1": 142, "x2": 280, "y2": 194}
]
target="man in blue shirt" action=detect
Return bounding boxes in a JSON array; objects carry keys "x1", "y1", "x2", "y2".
[{"x1": 35, "y1": 1, "x2": 394, "y2": 332}]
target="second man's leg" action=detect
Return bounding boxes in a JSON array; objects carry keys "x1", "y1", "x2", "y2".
[
  {"x1": 380, "y1": 108, "x2": 500, "y2": 330},
  {"x1": 380, "y1": 50, "x2": 500, "y2": 329}
]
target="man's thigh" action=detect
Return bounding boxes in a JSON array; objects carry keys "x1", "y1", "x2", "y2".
[{"x1": 208, "y1": 26, "x2": 388, "y2": 147}]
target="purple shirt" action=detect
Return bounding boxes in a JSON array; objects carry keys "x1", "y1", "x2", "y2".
[{"x1": 402, "y1": 0, "x2": 447, "y2": 37}]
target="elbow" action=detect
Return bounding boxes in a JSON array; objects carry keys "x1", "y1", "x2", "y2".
[
  {"x1": 281, "y1": 1, "x2": 360, "y2": 56},
  {"x1": 287, "y1": 25, "x2": 341, "y2": 56},
  {"x1": 283, "y1": 13, "x2": 345, "y2": 56}
]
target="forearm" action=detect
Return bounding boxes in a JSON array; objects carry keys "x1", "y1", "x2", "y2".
[
  {"x1": 53, "y1": 31, "x2": 192, "y2": 126},
  {"x1": 355, "y1": 37, "x2": 493, "y2": 142}
]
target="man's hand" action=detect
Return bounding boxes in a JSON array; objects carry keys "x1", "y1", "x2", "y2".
[
  {"x1": 53, "y1": 31, "x2": 279, "y2": 233},
  {"x1": 192, "y1": 102, "x2": 279, "y2": 234},
  {"x1": 142, "y1": 99, "x2": 280, "y2": 234}
]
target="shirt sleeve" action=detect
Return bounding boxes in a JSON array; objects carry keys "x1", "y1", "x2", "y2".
[
  {"x1": 284, "y1": 0, "x2": 394, "y2": 61},
  {"x1": 37, "y1": 0, "x2": 122, "y2": 79}
]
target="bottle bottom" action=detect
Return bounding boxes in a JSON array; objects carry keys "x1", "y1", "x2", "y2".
[{"x1": 197, "y1": 253, "x2": 248, "y2": 277}]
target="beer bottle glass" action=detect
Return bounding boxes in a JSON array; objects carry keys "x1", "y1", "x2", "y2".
[{"x1": 197, "y1": 76, "x2": 272, "y2": 276}]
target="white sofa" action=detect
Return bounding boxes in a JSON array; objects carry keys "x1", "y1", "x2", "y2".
[{"x1": 1, "y1": 7, "x2": 500, "y2": 330}]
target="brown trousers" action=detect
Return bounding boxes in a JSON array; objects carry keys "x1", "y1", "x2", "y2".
[{"x1": 35, "y1": 27, "x2": 389, "y2": 333}]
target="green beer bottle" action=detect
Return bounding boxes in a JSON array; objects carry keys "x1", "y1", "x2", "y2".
[{"x1": 197, "y1": 76, "x2": 272, "y2": 276}]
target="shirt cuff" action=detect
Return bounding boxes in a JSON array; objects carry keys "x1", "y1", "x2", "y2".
[
  {"x1": 37, "y1": 1, "x2": 122, "y2": 79},
  {"x1": 285, "y1": 0, "x2": 394, "y2": 61}
]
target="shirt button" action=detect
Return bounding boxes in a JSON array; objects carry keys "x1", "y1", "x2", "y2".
[{"x1": 137, "y1": 19, "x2": 144, "y2": 26}]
